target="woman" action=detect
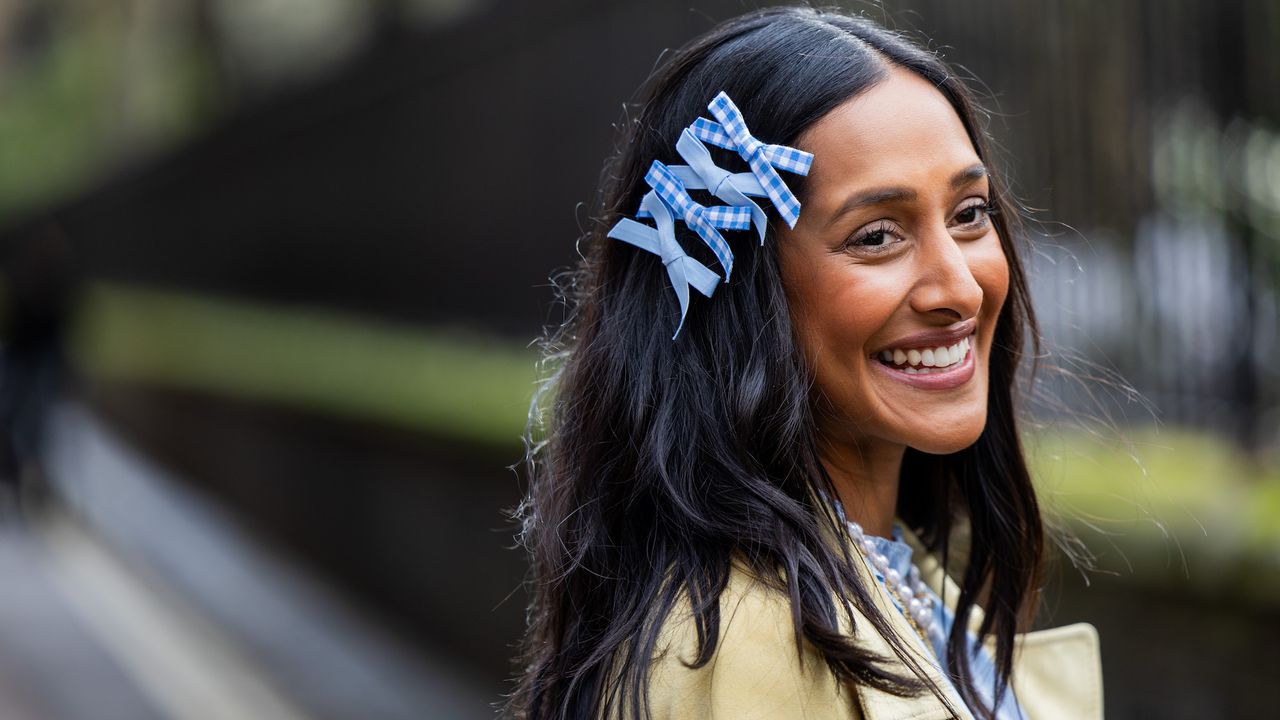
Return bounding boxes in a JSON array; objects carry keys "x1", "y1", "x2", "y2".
[{"x1": 510, "y1": 6, "x2": 1102, "y2": 719}]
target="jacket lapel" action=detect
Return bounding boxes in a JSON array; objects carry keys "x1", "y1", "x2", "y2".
[
  {"x1": 809, "y1": 496, "x2": 1104, "y2": 719},
  {"x1": 841, "y1": 530, "x2": 977, "y2": 720},
  {"x1": 898, "y1": 523, "x2": 1105, "y2": 720}
]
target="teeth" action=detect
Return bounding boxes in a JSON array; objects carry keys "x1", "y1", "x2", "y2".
[{"x1": 876, "y1": 335, "x2": 973, "y2": 371}]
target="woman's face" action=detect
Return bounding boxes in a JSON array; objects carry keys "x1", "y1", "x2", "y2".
[{"x1": 778, "y1": 66, "x2": 1009, "y2": 457}]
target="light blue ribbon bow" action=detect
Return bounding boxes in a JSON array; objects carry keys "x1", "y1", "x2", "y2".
[
  {"x1": 605, "y1": 91, "x2": 814, "y2": 339},
  {"x1": 689, "y1": 91, "x2": 814, "y2": 228},
  {"x1": 637, "y1": 160, "x2": 753, "y2": 279},
  {"x1": 607, "y1": 191, "x2": 721, "y2": 339},
  {"x1": 670, "y1": 128, "x2": 769, "y2": 247}
]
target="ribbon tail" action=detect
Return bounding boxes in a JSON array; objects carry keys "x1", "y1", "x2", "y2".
[
  {"x1": 751, "y1": 157, "x2": 801, "y2": 229},
  {"x1": 751, "y1": 204, "x2": 767, "y2": 244},
  {"x1": 646, "y1": 192, "x2": 705, "y2": 338},
  {"x1": 664, "y1": 255, "x2": 720, "y2": 339},
  {"x1": 665, "y1": 261, "x2": 694, "y2": 339},
  {"x1": 681, "y1": 256, "x2": 720, "y2": 298},
  {"x1": 608, "y1": 214, "x2": 695, "y2": 337},
  {"x1": 606, "y1": 217, "x2": 661, "y2": 255},
  {"x1": 692, "y1": 223, "x2": 733, "y2": 281}
]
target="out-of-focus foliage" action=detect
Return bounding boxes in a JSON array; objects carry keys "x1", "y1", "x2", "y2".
[
  {"x1": 0, "y1": 0, "x2": 450, "y2": 223},
  {"x1": 0, "y1": 2, "x2": 217, "y2": 220},
  {"x1": 0, "y1": 4, "x2": 207, "y2": 217},
  {"x1": 1031, "y1": 427, "x2": 1280, "y2": 604}
]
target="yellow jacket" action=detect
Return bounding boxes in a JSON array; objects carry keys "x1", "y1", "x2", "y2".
[{"x1": 644, "y1": 524, "x2": 1103, "y2": 719}]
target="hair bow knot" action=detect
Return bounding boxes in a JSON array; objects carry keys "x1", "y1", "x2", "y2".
[
  {"x1": 690, "y1": 91, "x2": 813, "y2": 228},
  {"x1": 638, "y1": 160, "x2": 752, "y2": 279},
  {"x1": 608, "y1": 191, "x2": 720, "y2": 339},
  {"x1": 605, "y1": 91, "x2": 814, "y2": 339},
  {"x1": 673, "y1": 129, "x2": 768, "y2": 246}
]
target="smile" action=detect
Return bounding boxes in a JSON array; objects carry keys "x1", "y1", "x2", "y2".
[
  {"x1": 868, "y1": 331, "x2": 977, "y2": 390},
  {"x1": 874, "y1": 334, "x2": 971, "y2": 373}
]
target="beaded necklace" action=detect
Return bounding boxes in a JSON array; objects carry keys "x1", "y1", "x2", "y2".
[{"x1": 846, "y1": 519, "x2": 941, "y2": 652}]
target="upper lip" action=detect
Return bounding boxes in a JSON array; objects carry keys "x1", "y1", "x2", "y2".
[{"x1": 871, "y1": 318, "x2": 978, "y2": 355}]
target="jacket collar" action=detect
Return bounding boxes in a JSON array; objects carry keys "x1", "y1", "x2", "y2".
[
  {"x1": 843, "y1": 520, "x2": 1104, "y2": 720},
  {"x1": 842, "y1": 521, "x2": 977, "y2": 720}
]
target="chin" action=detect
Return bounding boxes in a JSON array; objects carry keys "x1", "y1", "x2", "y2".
[{"x1": 906, "y1": 414, "x2": 988, "y2": 455}]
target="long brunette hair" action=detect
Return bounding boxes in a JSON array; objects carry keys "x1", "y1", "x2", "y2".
[{"x1": 510, "y1": 7, "x2": 1044, "y2": 719}]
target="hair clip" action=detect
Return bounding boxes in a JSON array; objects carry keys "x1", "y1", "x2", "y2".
[
  {"x1": 606, "y1": 91, "x2": 814, "y2": 338},
  {"x1": 690, "y1": 91, "x2": 813, "y2": 228},
  {"x1": 608, "y1": 192, "x2": 721, "y2": 340},
  {"x1": 637, "y1": 160, "x2": 752, "y2": 279},
  {"x1": 672, "y1": 129, "x2": 769, "y2": 247}
]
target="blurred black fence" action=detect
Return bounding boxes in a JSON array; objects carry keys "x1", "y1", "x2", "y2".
[{"x1": 5, "y1": 0, "x2": 1277, "y2": 445}]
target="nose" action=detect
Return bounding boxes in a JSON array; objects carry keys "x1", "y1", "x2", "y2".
[{"x1": 908, "y1": 222, "x2": 984, "y2": 322}]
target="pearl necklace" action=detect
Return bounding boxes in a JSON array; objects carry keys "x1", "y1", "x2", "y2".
[{"x1": 846, "y1": 519, "x2": 941, "y2": 648}]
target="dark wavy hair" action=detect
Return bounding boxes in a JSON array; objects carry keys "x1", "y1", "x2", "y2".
[{"x1": 509, "y1": 6, "x2": 1045, "y2": 720}]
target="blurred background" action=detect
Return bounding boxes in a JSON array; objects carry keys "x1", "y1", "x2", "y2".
[{"x1": 0, "y1": 0, "x2": 1276, "y2": 718}]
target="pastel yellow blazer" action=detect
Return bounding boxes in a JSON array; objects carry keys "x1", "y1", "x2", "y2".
[{"x1": 644, "y1": 524, "x2": 1103, "y2": 720}]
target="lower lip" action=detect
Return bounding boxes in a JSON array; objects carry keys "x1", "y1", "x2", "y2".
[{"x1": 870, "y1": 340, "x2": 976, "y2": 390}]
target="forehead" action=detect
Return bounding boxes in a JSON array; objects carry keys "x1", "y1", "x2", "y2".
[{"x1": 796, "y1": 67, "x2": 980, "y2": 199}]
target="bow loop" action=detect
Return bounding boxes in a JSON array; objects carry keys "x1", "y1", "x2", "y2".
[
  {"x1": 675, "y1": 129, "x2": 768, "y2": 246},
  {"x1": 641, "y1": 160, "x2": 751, "y2": 278},
  {"x1": 604, "y1": 91, "x2": 816, "y2": 339},
  {"x1": 690, "y1": 92, "x2": 813, "y2": 228},
  {"x1": 607, "y1": 193, "x2": 720, "y2": 338}
]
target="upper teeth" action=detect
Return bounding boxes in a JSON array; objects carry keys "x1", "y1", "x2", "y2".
[{"x1": 878, "y1": 336, "x2": 971, "y2": 369}]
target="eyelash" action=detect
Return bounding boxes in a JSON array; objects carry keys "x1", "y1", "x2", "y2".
[
  {"x1": 844, "y1": 198, "x2": 999, "y2": 253},
  {"x1": 847, "y1": 221, "x2": 901, "y2": 252},
  {"x1": 955, "y1": 198, "x2": 1000, "y2": 226}
]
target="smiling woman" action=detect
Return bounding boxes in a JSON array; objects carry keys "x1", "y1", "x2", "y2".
[
  {"x1": 779, "y1": 67, "x2": 1012, "y2": 529},
  {"x1": 509, "y1": 6, "x2": 1101, "y2": 720}
]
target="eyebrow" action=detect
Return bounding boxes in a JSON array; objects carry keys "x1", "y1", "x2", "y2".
[{"x1": 826, "y1": 163, "x2": 988, "y2": 228}]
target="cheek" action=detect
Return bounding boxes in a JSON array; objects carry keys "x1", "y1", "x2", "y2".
[
  {"x1": 784, "y1": 255, "x2": 879, "y2": 355},
  {"x1": 784, "y1": 260, "x2": 900, "y2": 401},
  {"x1": 973, "y1": 236, "x2": 1011, "y2": 318}
]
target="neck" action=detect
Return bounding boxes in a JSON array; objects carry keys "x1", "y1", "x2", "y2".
[{"x1": 819, "y1": 437, "x2": 905, "y2": 539}]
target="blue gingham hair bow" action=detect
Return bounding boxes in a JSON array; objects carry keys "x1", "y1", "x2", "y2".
[
  {"x1": 672, "y1": 129, "x2": 769, "y2": 247},
  {"x1": 637, "y1": 160, "x2": 752, "y2": 279},
  {"x1": 606, "y1": 91, "x2": 814, "y2": 338},
  {"x1": 608, "y1": 191, "x2": 721, "y2": 339},
  {"x1": 690, "y1": 91, "x2": 813, "y2": 228}
]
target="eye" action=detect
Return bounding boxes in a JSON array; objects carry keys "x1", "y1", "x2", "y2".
[
  {"x1": 952, "y1": 198, "x2": 999, "y2": 228},
  {"x1": 845, "y1": 220, "x2": 905, "y2": 253}
]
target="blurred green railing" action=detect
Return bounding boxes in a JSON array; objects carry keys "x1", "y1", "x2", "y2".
[
  {"x1": 66, "y1": 282, "x2": 1280, "y2": 603},
  {"x1": 71, "y1": 283, "x2": 538, "y2": 448}
]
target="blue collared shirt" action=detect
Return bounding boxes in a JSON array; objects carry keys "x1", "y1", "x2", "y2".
[{"x1": 864, "y1": 524, "x2": 1026, "y2": 720}]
